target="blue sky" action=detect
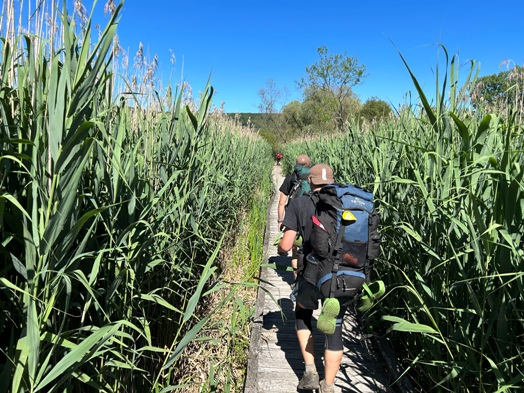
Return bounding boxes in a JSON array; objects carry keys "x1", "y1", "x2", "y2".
[{"x1": 93, "y1": 0, "x2": 523, "y2": 113}]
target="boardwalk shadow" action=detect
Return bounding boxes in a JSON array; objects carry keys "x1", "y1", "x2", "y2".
[
  {"x1": 262, "y1": 297, "x2": 327, "y2": 392},
  {"x1": 267, "y1": 254, "x2": 295, "y2": 285},
  {"x1": 262, "y1": 297, "x2": 300, "y2": 376},
  {"x1": 335, "y1": 310, "x2": 391, "y2": 393}
]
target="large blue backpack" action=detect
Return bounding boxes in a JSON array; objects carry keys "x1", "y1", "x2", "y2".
[{"x1": 304, "y1": 183, "x2": 381, "y2": 298}]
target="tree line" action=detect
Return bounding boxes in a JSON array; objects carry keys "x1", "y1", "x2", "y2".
[
  {"x1": 230, "y1": 47, "x2": 523, "y2": 153},
  {"x1": 254, "y1": 47, "x2": 393, "y2": 151}
]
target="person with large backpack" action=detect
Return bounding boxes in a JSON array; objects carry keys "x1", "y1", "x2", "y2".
[
  {"x1": 277, "y1": 164, "x2": 337, "y2": 392},
  {"x1": 278, "y1": 164, "x2": 382, "y2": 393},
  {"x1": 277, "y1": 154, "x2": 312, "y2": 273}
]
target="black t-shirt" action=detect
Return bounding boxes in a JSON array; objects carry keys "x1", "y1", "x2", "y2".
[
  {"x1": 279, "y1": 174, "x2": 294, "y2": 196},
  {"x1": 281, "y1": 193, "x2": 316, "y2": 255}
]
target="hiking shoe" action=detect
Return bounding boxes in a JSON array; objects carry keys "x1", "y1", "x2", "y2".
[
  {"x1": 297, "y1": 370, "x2": 320, "y2": 390},
  {"x1": 319, "y1": 379, "x2": 335, "y2": 393},
  {"x1": 357, "y1": 280, "x2": 386, "y2": 312},
  {"x1": 317, "y1": 298, "x2": 340, "y2": 335}
]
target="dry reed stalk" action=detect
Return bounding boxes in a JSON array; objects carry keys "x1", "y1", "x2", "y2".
[{"x1": 208, "y1": 112, "x2": 261, "y2": 140}]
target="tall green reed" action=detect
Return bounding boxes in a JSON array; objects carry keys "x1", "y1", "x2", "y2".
[
  {"x1": 0, "y1": 1, "x2": 273, "y2": 392},
  {"x1": 283, "y1": 47, "x2": 523, "y2": 392}
]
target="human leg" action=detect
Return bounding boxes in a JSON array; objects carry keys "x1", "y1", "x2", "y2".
[
  {"x1": 295, "y1": 307, "x2": 315, "y2": 364},
  {"x1": 291, "y1": 245, "x2": 298, "y2": 273},
  {"x1": 323, "y1": 349, "x2": 343, "y2": 384},
  {"x1": 295, "y1": 279, "x2": 321, "y2": 390},
  {"x1": 322, "y1": 304, "x2": 347, "y2": 385},
  {"x1": 296, "y1": 306, "x2": 319, "y2": 389}
]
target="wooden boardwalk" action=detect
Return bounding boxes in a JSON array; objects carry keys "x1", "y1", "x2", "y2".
[{"x1": 245, "y1": 165, "x2": 396, "y2": 393}]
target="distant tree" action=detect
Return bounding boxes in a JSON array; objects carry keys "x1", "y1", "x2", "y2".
[
  {"x1": 300, "y1": 88, "x2": 336, "y2": 133},
  {"x1": 258, "y1": 128, "x2": 279, "y2": 151},
  {"x1": 471, "y1": 63, "x2": 524, "y2": 108},
  {"x1": 281, "y1": 90, "x2": 361, "y2": 137},
  {"x1": 359, "y1": 97, "x2": 393, "y2": 123},
  {"x1": 300, "y1": 88, "x2": 361, "y2": 134},
  {"x1": 257, "y1": 79, "x2": 289, "y2": 140},
  {"x1": 257, "y1": 78, "x2": 288, "y2": 114},
  {"x1": 297, "y1": 46, "x2": 367, "y2": 131},
  {"x1": 282, "y1": 100, "x2": 304, "y2": 134}
]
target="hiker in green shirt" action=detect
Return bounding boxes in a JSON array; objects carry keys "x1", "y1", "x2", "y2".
[{"x1": 277, "y1": 154, "x2": 312, "y2": 275}]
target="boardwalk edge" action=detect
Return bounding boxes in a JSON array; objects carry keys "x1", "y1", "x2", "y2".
[{"x1": 244, "y1": 170, "x2": 279, "y2": 392}]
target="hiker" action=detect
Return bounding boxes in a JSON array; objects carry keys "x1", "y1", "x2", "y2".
[
  {"x1": 277, "y1": 154, "x2": 312, "y2": 274},
  {"x1": 277, "y1": 164, "x2": 361, "y2": 393},
  {"x1": 276, "y1": 152, "x2": 282, "y2": 166}
]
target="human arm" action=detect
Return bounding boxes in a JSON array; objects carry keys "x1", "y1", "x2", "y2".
[
  {"x1": 279, "y1": 229, "x2": 300, "y2": 277},
  {"x1": 277, "y1": 198, "x2": 301, "y2": 272},
  {"x1": 277, "y1": 176, "x2": 293, "y2": 230},
  {"x1": 278, "y1": 228, "x2": 297, "y2": 255},
  {"x1": 277, "y1": 192, "x2": 288, "y2": 230}
]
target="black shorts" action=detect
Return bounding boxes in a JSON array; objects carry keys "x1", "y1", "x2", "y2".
[
  {"x1": 295, "y1": 276, "x2": 355, "y2": 310},
  {"x1": 295, "y1": 277, "x2": 321, "y2": 310}
]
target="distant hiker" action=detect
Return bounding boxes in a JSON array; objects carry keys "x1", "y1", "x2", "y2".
[
  {"x1": 276, "y1": 152, "x2": 282, "y2": 165},
  {"x1": 277, "y1": 154, "x2": 312, "y2": 273},
  {"x1": 278, "y1": 163, "x2": 381, "y2": 393}
]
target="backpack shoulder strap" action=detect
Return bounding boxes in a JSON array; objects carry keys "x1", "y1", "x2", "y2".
[
  {"x1": 329, "y1": 216, "x2": 347, "y2": 296},
  {"x1": 317, "y1": 184, "x2": 343, "y2": 209}
]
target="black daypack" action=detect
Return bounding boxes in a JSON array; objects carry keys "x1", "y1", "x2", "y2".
[
  {"x1": 287, "y1": 165, "x2": 311, "y2": 203},
  {"x1": 304, "y1": 183, "x2": 381, "y2": 298}
]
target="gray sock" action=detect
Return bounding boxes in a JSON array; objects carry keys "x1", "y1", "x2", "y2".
[{"x1": 305, "y1": 363, "x2": 317, "y2": 373}]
